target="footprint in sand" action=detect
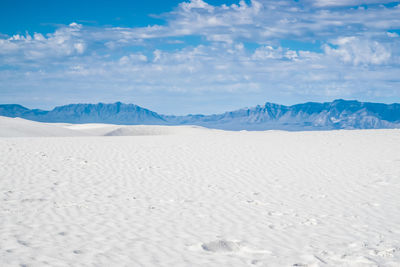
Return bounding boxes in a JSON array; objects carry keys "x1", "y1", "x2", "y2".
[
  {"x1": 200, "y1": 239, "x2": 272, "y2": 258},
  {"x1": 17, "y1": 240, "x2": 30, "y2": 247},
  {"x1": 201, "y1": 240, "x2": 241, "y2": 253}
]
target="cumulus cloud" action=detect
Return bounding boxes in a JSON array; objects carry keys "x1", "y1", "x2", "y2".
[
  {"x1": 179, "y1": 0, "x2": 215, "y2": 11},
  {"x1": 119, "y1": 53, "x2": 148, "y2": 65},
  {"x1": 308, "y1": 0, "x2": 396, "y2": 7},
  {"x1": 324, "y1": 37, "x2": 392, "y2": 65},
  {"x1": 252, "y1": 46, "x2": 299, "y2": 60},
  {"x1": 387, "y1": 31, "x2": 399, "y2": 38},
  {"x1": 0, "y1": 22, "x2": 86, "y2": 64}
]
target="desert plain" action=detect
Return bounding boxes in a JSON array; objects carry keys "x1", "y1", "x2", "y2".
[{"x1": 1, "y1": 116, "x2": 400, "y2": 266}]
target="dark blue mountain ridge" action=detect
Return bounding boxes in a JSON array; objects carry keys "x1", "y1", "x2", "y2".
[
  {"x1": 0, "y1": 102, "x2": 166, "y2": 124},
  {"x1": 1, "y1": 99, "x2": 400, "y2": 130}
]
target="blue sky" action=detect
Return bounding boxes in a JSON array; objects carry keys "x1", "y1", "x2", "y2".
[{"x1": 0, "y1": 0, "x2": 400, "y2": 114}]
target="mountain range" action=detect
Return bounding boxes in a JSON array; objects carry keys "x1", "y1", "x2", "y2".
[{"x1": 1, "y1": 99, "x2": 400, "y2": 131}]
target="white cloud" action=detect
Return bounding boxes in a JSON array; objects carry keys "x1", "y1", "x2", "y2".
[
  {"x1": 74, "y1": 43, "x2": 85, "y2": 54},
  {"x1": 309, "y1": 0, "x2": 396, "y2": 7},
  {"x1": 387, "y1": 32, "x2": 399, "y2": 38},
  {"x1": 119, "y1": 53, "x2": 148, "y2": 65},
  {"x1": 179, "y1": 0, "x2": 215, "y2": 12},
  {"x1": 0, "y1": 22, "x2": 86, "y2": 63},
  {"x1": 153, "y1": 50, "x2": 162, "y2": 62},
  {"x1": 324, "y1": 37, "x2": 392, "y2": 65},
  {"x1": 252, "y1": 46, "x2": 298, "y2": 60}
]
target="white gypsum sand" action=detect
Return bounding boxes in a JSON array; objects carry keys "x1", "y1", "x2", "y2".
[{"x1": 1, "y1": 116, "x2": 400, "y2": 266}]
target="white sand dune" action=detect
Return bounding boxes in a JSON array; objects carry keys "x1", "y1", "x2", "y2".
[
  {"x1": 0, "y1": 116, "x2": 85, "y2": 137},
  {"x1": 62, "y1": 123, "x2": 123, "y2": 136},
  {"x1": 0, "y1": 116, "x2": 208, "y2": 137},
  {"x1": 64, "y1": 123, "x2": 211, "y2": 136},
  {"x1": 1, "y1": 118, "x2": 400, "y2": 266},
  {"x1": 104, "y1": 125, "x2": 210, "y2": 136}
]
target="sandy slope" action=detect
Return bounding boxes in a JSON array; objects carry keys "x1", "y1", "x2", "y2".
[
  {"x1": 0, "y1": 116, "x2": 210, "y2": 137},
  {"x1": 1, "y1": 119, "x2": 400, "y2": 266},
  {"x1": 0, "y1": 116, "x2": 85, "y2": 137}
]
